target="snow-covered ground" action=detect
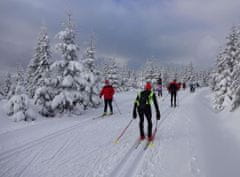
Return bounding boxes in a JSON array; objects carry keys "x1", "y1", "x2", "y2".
[{"x1": 0, "y1": 88, "x2": 240, "y2": 177}]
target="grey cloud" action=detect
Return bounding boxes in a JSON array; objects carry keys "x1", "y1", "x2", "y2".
[{"x1": 0, "y1": 0, "x2": 240, "y2": 74}]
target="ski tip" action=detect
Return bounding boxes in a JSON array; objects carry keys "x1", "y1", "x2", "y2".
[
  {"x1": 114, "y1": 140, "x2": 119, "y2": 144},
  {"x1": 149, "y1": 142, "x2": 154, "y2": 147}
]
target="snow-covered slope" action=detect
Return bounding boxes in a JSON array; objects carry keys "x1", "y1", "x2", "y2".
[{"x1": 0, "y1": 88, "x2": 240, "y2": 177}]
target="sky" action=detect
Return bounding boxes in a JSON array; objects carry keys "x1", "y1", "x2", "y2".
[{"x1": 0, "y1": 0, "x2": 240, "y2": 73}]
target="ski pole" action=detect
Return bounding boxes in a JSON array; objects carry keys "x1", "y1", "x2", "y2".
[
  {"x1": 152, "y1": 120, "x2": 159, "y2": 140},
  {"x1": 114, "y1": 119, "x2": 133, "y2": 144},
  {"x1": 113, "y1": 99, "x2": 122, "y2": 115}
]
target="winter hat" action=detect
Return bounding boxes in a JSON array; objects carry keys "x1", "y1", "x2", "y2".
[
  {"x1": 105, "y1": 80, "x2": 109, "y2": 84},
  {"x1": 145, "y1": 82, "x2": 152, "y2": 90}
]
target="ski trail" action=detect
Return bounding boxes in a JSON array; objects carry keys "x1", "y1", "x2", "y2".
[
  {"x1": 0, "y1": 117, "x2": 94, "y2": 162},
  {"x1": 108, "y1": 98, "x2": 183, "y2": 177},
  {"x1": 108, "y1": 139, "x2": 141, "y2": 177},
  {"x1": 17, "y1": 143, "x2": 48, "y2": 177},
  {"x1": 41, "y1": 131, "x2": 75, "y2": 165},
  {"x1": 121, "y1": 144, "x2": 149, "y2": 177},
  {"x1": 110, "y1": 144, "x2": 148, "y2": 177}
]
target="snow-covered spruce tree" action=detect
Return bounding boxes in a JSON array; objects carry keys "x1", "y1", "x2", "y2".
[
  {"x1": 34, "y1": 71, "x2": 56, "y2": 117},
  {"x1": 82, "y1": 36, "x2": 101, "y2": 107},
  {"x1": 119, "y1": 65, "x2": 131, "y2": 91},
  {"x1": 27, "y1": 27, "x2": 51, "y2": 98},
  {"x1": 51, "y1": 14, "x2": 88, "y2": 114},
  {"x1": 182, "y1": 62, "x2": 195, "y2": 84},
  {"x1": 197, "y1": 71, "x2": 207, "y2": 87},
  {"x1": 162, "y1": 67, "x2": 170, "y2": 86},
  {"x1": 229, "y1": 26, "x2": 240, "y2": 110},
  {"x1": 128, "y1": 70, "x2": 139, "y2": 89},
  {"x1": 143, "y1": 60, "x2": 159, "y2": 84},
  {"x1": 6, "y1": 68, "x2": 34, "y2": 121},
  {"x1": 103, "y1": 58, "x2": 121, "y2": 90},
  {"x1": 224, "y1": 26, "x2": 240, "y2": 101},
  {"x1": 210, "y1": 70, "x2": 217, "y2": 91},
  {"x1": 213, "y1": 26, "x2": 240, "y2": 110},
  {"x1": 212, "y1": 51, "x2": 228, "y2": 110},
  {"x1": 0, "y1": 73, "x2": 12, "y2": 99}
]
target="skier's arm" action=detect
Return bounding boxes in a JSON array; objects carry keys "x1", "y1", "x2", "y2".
[
  {"x1": 99, "y1": 87, "x2": 104, "y2": 98},
  {"x1": 133, "y1": 96, "x2": 139, "y2": 119},
  {"x1": 153, "y1": 93, "x2": 161, "y2": 120}
]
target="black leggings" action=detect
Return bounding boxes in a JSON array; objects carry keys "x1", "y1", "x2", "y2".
[
  {"x1": 104, "y1": 99, "x2": 113, "y2": 113},
  {"x1": 171, "y1": 92, "x2": 177, "y2": 106},
  {"x1": 138, "y1": 108, "x2": 152, "y2": 137}
]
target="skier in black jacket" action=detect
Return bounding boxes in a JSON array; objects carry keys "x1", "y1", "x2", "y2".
[
  {"x1": 133, "y1": 82, "x2": 161, "y2": 141},
  {"x1": 167, "y1": 79, "x2": 180, "y2": 107}
]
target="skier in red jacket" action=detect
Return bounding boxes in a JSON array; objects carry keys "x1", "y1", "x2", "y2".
[
  {"x1": 100, "y1": 80, "x2": 115, "y2": 116},
  {"x1": 168, "y1": 79, "x2": 180, "y2": 107}
]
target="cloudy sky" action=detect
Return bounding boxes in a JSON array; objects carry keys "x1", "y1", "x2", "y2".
[{"x1": 0, "y1": 0, "x2": 240, "y2": 72}]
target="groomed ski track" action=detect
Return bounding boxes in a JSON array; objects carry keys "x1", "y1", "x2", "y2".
[
  {"x1": 1, "y1": 89, "x2": 240, "y2": 177},
  {"x1": 108, "y1": 93, "x2": 186, "y2": 177}
]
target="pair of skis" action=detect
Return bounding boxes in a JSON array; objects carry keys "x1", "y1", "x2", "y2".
[
  {"x1": 92, "y1": 113, "x2": 113, "y2": 120},
  {"x1": 135, "y1": 120, "x2": 159, "y2": 150},
  {"x1": 135, "y1": 139, "x2": 154, "y2": 150}
]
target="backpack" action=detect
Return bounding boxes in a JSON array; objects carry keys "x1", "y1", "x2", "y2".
[{"x1": 136, "y1": 91, "x2": 154, "y2": 109}]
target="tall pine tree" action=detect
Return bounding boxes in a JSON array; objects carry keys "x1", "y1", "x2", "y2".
[
  {"x1": 27, "y1": 26, "x2": 51, "y2": 98},
  {"x1": 51, "y1": 14, "x2": 88, "y2": 114}
]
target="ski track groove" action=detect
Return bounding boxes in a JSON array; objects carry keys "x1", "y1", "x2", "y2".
[
  {"x1": 107, "y1": 91, "x2": 189, "y2": 177},
  {"x1": 17, "y1": 143, "x2": 48, "y2": 177},
  {"x1": 54, "y1": 140, "x2": 113, "y2": 169},
  {"x1": 0, "y1": 116, "x2": 96, "y2": 162},
  {"x1": 108, "y1": 139, "x2": 141, "y2": 177},
  {"x1": 41, "y1": 131, "x2": 75, "y2": 165},
  {"x1": 107, "y1": 96, "x2": 185, "y2": 177},
  {"x1": 180, "y1": 109, "x2": 202, "y2": 177},
  {"x1": 0, "y1": 132, "x2": 64, "y2": 177}
]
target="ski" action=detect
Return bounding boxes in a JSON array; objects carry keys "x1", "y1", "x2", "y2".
[
  {"x1": 92, "y1": 115, "x2": 105, "y2": 120},
  {"x1": 144, "y1": 140, "x2": 153, "y2": 150},
  {"x1": 135, "y1": 140, "x2": 142, "y2": 149},
  {"x1": 92, "y1": 113, "x2": 113, "y2": 120}
]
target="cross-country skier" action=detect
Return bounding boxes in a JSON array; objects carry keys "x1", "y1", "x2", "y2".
[
  {"x1": 132, "y1": 82, "x2": 161, "y2": 141},
  {"x1": 100, "y1": 80, "x2": 115, "y2": 116},
  {"x1": 156, "y1": 78, "x2": 163, "y2": 97},
  {"x1": 182, "y1": 82, "x2": 186, "y2": 90},
  {"x1": 168, "y1": 79, "x2": 180, "y2": 107}
]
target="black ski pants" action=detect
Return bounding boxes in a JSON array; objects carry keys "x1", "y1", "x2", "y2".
[
  {"x1": 138, "y1": 107, "x2": 152, "y2": 138},
  {"x1": 104, "y1": 99, "x2": 113, "y2": 113},
  {"x1": 171, "y1": 92, "x2": 177, "y2": 107}
]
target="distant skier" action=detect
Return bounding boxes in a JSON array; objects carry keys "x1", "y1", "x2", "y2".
[
  {"x1": 168, "y1": 79, "x2": 180, "y2": 107},
  {"x1": 182, "y1": 82, "x2": 186, "y2": 90},
  {"x1": 190, "y1": 83, "x2": 195, "y2": 93},
  {"x1": 133, "y1": 82, "x2": 161, "y2": 141},
  {"x1": 100, "y1": 80, "x2": 115, "y2": 116},
  {"x1": 156, "y1": 78, "x2": 163, "y2": 97}
]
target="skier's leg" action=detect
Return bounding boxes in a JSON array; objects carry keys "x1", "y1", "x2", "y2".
[
  {"x1": 174, "y1": 92, "x2": 177, "y2": 107},
  {"x1": 138, "y1": 111, "x2": 145, "y2": 138},
  {"x1": 171, "y1": 93, "x2": 173, "y2": 107},
  {"x1": 145, "y1": 108, "x2": 152, "y2": 138},
  {"x1": 104, "y1": 99, "x2": 108, "y2": 113},
  {"x1": 109, "y1": 99, "x2": 113, "y2": 113}
]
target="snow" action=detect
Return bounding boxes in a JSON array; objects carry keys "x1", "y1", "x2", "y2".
[{"x1": 1, "y1": 88, "x2": 240, "y2": 177}]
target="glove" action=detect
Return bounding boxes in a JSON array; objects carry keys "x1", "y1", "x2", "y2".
[
  {"x1": 156, "y1": 111, "x2": 160, "y2": 120},
  {"x1": 133, "y1": 111, "x2": 137, "y2": 119}
]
